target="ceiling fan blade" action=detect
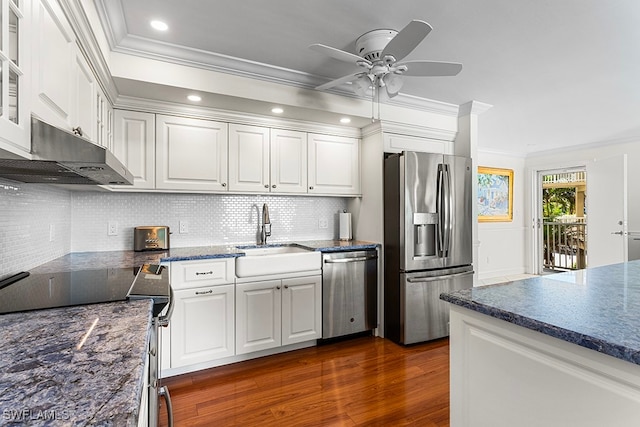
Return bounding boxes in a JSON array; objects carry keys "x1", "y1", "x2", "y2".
[
  {"x1": 309, "y1": 44, "x2": 371, "y2": 65},
  {"x1": 381, "y1": 20, "x2": 432, "y2": 62},
  {"x1": 315, "y1": 72, "x2": 366, "y2": 91},
  {"x1": 399, "y1": 60, "x2": 463, "y2": 77}
]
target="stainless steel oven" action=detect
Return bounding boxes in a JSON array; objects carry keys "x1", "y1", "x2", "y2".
[{"x1": 127, "y1": 264, "x2": 174, "y2": 427}]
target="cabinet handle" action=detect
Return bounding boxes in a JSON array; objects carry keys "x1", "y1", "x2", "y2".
[
  {"x1": 195, "y1": 289, "x2": 213, "y2": 295},
  {"x1": 272, "y1": 184, "x2": 276, "y2": 188},
  {"x1": 309, "y1": 186, "x2": 314, "y2": 190},
  {"x1": 195, "y1": 271, "x2": 213, "y2": 276},
  {"x1": 264, "y1": 184, "x2": 269, "y2": 188},
  {"x1": 221, "y1": 183, "x2": 227, "y2": 187},
  {"x1": 72, "y1": 126, "x2": 83, "y2": 137}
]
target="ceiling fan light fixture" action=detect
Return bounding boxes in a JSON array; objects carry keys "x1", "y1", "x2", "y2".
[
  {"x1": 383, "y1": 73, "x2": 403, "y2": 97},
  {"x1": 353, "y1": 75, "x2": 373, "y2": 97}
]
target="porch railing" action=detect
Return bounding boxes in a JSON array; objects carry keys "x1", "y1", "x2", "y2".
[{"x1": 543, "y1": 221, "x2": 587, "y2": 271}]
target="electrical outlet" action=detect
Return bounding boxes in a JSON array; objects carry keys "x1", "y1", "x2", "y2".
[
  {"x1": 179, "y1": 220, "x2": 189, "y2": 234},
  {"x1": 49, "y1": 224, "x2": 55, "y2": 242},
  {"x1": 108, "y1": 221, "x2": 118, "y2": 236},
  {"x1": 319, "y1": 218, "x2": 328, "y2": 229}
]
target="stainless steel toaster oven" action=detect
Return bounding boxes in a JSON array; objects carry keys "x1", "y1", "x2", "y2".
[{"x1": 134, "y1": 226, "x2": 170, "y2": 251}]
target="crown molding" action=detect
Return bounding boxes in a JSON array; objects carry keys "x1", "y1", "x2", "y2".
[
  {"x1": 115, "y1": 96, "x2": 362, "y2": 139},
  {"x1": 361, "y1": 119, "x2": 457, "y2": 142},
  {"x1": 458, "y1": 100, "x2": 493, "y2": 116}
]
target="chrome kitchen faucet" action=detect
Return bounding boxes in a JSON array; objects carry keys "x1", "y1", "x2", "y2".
[{"x1": 260, "y1": 203, "x2": 271, "y2": 244}]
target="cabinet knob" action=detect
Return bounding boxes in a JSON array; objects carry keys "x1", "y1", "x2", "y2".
[
  {"x1": 264, "y1": 184, "x2": 269, "y2": 188},
  {"x1": 309, "y1": 186, "x2": 314, "y2": 190},
  {"x1": 272, "y1": 184, "x2": 276, "y2": 188},
  {"x1": 284, "y1": 285, "x2": 289, "y2": 289},
  {"x1": 221, "y1": 183, "x2": 227, "y2": 187},
  {"x1": 276, "y1": 285, "x2": 281, "y2": 290}
]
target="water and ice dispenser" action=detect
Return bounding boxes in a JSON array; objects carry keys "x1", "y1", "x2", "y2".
[{"x1": 413, "y1": 212, "x2": 438, "y2": 257}]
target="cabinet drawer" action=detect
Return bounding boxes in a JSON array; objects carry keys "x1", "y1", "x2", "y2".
[{"x1": 171, "y1": 259, "x2": 235, "y2": 289}]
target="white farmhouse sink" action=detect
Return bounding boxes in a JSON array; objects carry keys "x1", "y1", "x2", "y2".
[{"x1": 235, "y1": 245, "x2": 321, "y2": 277}]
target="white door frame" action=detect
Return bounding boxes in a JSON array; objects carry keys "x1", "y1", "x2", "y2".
[{"x1": 530, "y1": 165, "x2": 586, "y2": 275}]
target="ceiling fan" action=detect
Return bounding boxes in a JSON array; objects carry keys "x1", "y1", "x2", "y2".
[{"x1": 309, "y1": 20, "x2": 462, "y2": 99}]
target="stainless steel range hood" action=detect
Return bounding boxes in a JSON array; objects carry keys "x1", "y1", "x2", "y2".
[{"x1": 0, "y1": 118, "x2": 133, "y2": 185}]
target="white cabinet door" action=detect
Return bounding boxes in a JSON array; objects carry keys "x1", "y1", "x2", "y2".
[
  {"x1": 112, "y1": 110, "x2": 155, "y2": 189},
  {"x1": 156, "y1": 115, "x2": 228, "y2": 191},
  {"x1": 72, "y1": 50, "x2": 95, "y2": 142},
  {"x1": 236, "y1": 280, "x2": 282, "y2": 355},
  {"x1": 32, "y1": 0, "x2": 75, "y2": 130},
  {"x1": 0, "y1": 0, "x2": 29, "y2": 155},
  {"x1": 308, "y1": 133, "x2": 360, "y2": 195},
  {"x1": 228, "y1": 124, "x2": 269, "y2": 192},
  {"x1": 171, "y1": 285, "x2": 235, "y2": 368},
  {"x1": 281, "y1": 275, "x2": 322, "y2": 345},
  {"x1": 271, "y1": 129, "x2": 307, "y2": 194}
]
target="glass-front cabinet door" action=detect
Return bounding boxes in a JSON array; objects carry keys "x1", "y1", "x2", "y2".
[{"x1": 0, "y1": 0, "x2": 28, "y2": 154}]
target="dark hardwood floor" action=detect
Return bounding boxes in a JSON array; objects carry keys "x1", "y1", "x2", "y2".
[{"x1": 158, "y1": 336, "x2": 450, "y2": 426}]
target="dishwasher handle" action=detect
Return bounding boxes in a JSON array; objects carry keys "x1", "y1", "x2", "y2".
[
  {"x1": 406, "y1": 270, "x2": 474, "y2": 283},
  {"x1": 324, "y1": 255, "x2": 377, "y2": 264}
]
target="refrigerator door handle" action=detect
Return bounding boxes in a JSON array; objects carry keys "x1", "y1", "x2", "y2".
[
  {"x1": 443, "y1": 164, "x2": 452, "y2": 256},
  {"x1": 406, "y1": 270, "x2": 474, "y2": 283},
  {"x1": 437, "y1": 166, "x2": 445, "y2": 256}
]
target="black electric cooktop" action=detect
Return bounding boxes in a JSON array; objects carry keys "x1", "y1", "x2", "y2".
[{"x1": 0, "y1": 265, "x2": 169, "y2": 315}]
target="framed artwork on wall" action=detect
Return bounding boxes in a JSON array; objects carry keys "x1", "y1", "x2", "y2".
[{"x1": 477, "y1": 166, "x2": 513, "y2": 222}]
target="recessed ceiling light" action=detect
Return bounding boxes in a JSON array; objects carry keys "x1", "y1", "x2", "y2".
[
  {"x1": 340, "y1": 117, "x2": 351, "y2": 124},
  {"x1": 271, "y1": 107, "x2": 284, "y2": 114},
  {"x1": 187, "y1": 94, "x2": 202, "y2": 102},
  {"x1": 150, "y1": 20, "x2": 168, "y2": 31}
]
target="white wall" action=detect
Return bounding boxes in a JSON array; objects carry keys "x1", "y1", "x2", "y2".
[
  {"x1": 524, "y1": 138, "x2": 640, "y2": 272},
  {"x1": 476, "y1": 151, "x2": 527, "y2": 280}
]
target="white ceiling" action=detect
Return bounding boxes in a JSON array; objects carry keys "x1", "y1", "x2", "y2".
[{"x1": 95, "y1": 0, "x2": 640, "y2": 155}]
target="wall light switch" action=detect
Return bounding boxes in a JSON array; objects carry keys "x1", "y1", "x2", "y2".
[{"x1": 49, "y1": 224, "x2": 55, "y2": 242}]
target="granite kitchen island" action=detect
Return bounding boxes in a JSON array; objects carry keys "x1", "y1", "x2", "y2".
[{"x1": 441, "y1": 260, "x2": 640, "y2": 427}]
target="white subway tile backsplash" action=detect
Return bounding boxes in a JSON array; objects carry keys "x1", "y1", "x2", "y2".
[
  {"x1": 0, "y1": 179, "x2": 72, "y2": 278},
  {"x1": 70, "y1": 192, "x2": 348, "y2": 251},
  {"x1": 1, "y1": 176, "x2": 348, "y2": 276}
]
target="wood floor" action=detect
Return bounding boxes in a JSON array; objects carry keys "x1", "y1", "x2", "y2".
[{"x1": 158, "y1": 336, "x2": 450, "y2": 426}]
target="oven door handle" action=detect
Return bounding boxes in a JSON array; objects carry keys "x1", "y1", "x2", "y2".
[
  {"x1": 159, "y1": 385, "x2": 174, "y2": 427},
  {"x1": 158, "y1": 287, "x2": 174, "y2": 328}
]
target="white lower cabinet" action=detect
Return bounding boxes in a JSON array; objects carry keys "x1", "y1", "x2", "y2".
[
  {"x1": 171, "y1": 284, "x2": 235, "y2": 368},
  {"x1": 169, "y1": 258, "x2": 235, "y2": 369},
  {"x1": 236, "y1": 275, "x2": 322, "y2": 355}
]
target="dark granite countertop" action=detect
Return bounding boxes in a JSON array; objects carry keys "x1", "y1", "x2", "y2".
[
  {"x1": 30, "y1": 240, "x2": 380, "y2": 271},
  {"x1": 441, "y1": 260, "x2": 640, "y2": 365},
  {"x1": 0, "y1": 300, "x2": 153, "y2": 426}
]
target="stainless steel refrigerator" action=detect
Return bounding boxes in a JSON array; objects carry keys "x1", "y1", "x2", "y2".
[{"x1": 384, "y1": 151, "x2": 473, "y2": 344}]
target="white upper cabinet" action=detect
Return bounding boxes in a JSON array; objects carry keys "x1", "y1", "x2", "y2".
[
  {"x1": 72, "y1": 50, "x2": 96, "y2": 142},
  {"x1": 308, "y1": 133, "x2": 360, "y2": 195},
  {"x1": 156, "y1": 114, "x2": 228, "y2": 191},
  {"x1": 0, "y1": 0, "x2": 29, "y2": 155},
  {"x1": 31, "y1": 0, "x2": 74, "y2": 130},
  {"x1": 228, "y1": 124, "x2": 270, "y2": 192},
  {"x1": 270, "y1": 128, "x2": 307, "y2": 193},
  {"x1": 112, "y1": 110, "x2": 155, "y2": 189},
  {"x1": 32, "y1": 0, "x2": 102, "y2": 145},
  {"x1": 229, "y1": 125, "x2": 307, "y2": 194}
]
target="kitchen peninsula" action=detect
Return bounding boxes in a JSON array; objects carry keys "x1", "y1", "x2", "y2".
[{"x1": 441, "y1": 260, "x2": 640, "y2": 427}]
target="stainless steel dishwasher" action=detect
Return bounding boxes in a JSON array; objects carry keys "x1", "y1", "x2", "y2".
[{"x1": 322, "y1": 250, "x2": 378, "y2": 339}]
